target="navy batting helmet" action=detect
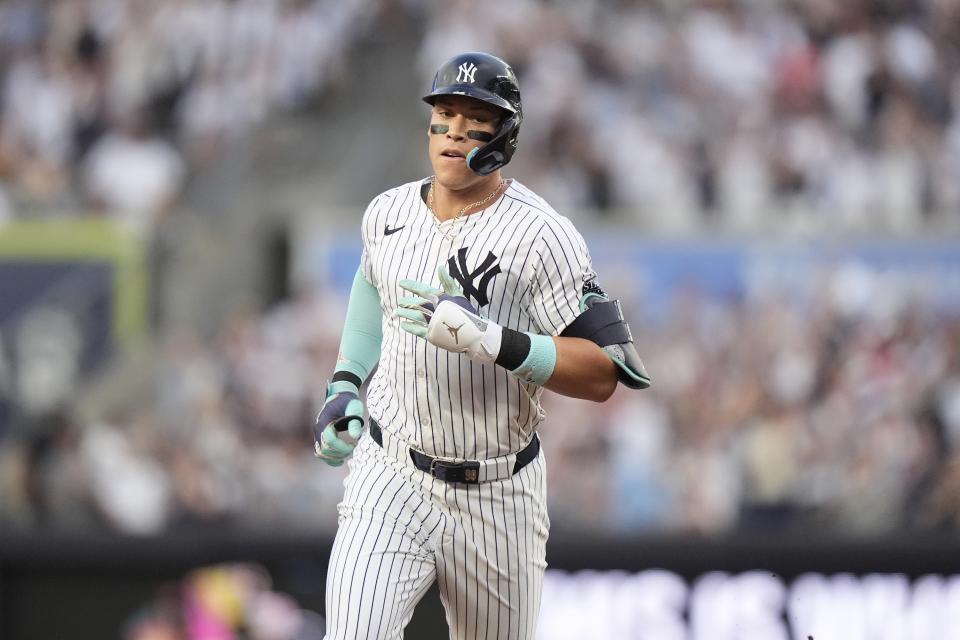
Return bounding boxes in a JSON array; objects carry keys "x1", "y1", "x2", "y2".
[{"x1": 423, "y1": 52, "x2": 522, "y2": 176}]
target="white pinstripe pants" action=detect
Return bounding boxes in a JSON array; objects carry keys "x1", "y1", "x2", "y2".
[{"x1": 323, "y1": 431, "x2": 550, "y2": 640}]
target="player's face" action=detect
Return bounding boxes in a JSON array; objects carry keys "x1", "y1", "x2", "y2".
[{"x1": 428, "y1": 96, "x2": 501, "y2": 190}]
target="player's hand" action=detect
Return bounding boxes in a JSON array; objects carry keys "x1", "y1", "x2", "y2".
[
  {"x1": 313, "y1": 380, "x2": 365, "y2": 467},
  {"x1": 396, "y1": 267, "x2": 503, "y2": 364},
  {"x1": 396, "y1": 266, "x2": 477, "y2": 338}
]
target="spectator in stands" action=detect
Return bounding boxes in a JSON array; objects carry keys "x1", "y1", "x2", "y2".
[
  {"x1": 0, "y1": 38, "x2": 74, "y2": 207},
  {"x1": 82, "y1": 109, "x2": 185, "y2": 236}
]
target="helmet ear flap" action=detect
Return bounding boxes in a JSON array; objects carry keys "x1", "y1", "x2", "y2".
[{"x1": 466, "y1": 112, "x2": 520, "y2": 176}]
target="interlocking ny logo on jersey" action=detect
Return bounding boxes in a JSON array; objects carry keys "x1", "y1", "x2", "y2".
[
  {"x1": 448, "y1": 247, "x2": 501, "y2": 307},
  {"x1": 456, "y1": 62, "x2": 477, "y2": 83}
]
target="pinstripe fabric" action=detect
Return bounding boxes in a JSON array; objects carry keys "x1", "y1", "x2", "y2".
[
  {"x1": 324, "y1": 178, "x2": 591, "y2": 639},
  {"x1": 361, "y1": 179, "x2": 594, "y2": 460},
  {"x1": 325, "y1": 435, "x2": 549, "y2": 640}
]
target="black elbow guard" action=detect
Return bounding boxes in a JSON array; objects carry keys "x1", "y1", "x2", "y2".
[{"x1": 560, "y1": 294, "x2": 651, "y2": 389}]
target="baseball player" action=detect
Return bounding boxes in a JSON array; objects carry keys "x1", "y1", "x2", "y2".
[{"x1": 314, "y1": 52, "x2": 650, "y2": 640}]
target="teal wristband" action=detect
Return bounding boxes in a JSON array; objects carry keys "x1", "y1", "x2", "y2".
[
  {"x1": 511, "y1": 333, "x2": 556, "y2": 386},
  {"x1": 328, "y1": 380, "x2": 359, "y2": 397}
]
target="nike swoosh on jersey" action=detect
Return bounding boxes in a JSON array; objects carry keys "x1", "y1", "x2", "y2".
[{"x1": 384, "y1": 225, "x2": 404, "y2": 236}]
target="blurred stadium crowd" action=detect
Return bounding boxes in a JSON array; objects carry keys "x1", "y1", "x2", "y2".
[
  {"x1": 0, "y1": 0, "x2": 372, "y2": 234},
  {"x1": 422, "y1": 0, "x2": 960, "y2": 231},
  {"x1": 4, "y1": 0, "x2": 960, "y2": 233},
  {"x1": 4, "y1": 265, "x2": 960, "y2": 537},
  {"x1": 2, "y1": 0, "x2": 960, "y2": 539}
]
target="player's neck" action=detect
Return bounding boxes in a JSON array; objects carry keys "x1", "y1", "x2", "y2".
[{"x1": 430, "y1": 174, "x2": 506, "y2": 222}]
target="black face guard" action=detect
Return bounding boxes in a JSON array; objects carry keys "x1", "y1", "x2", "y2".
[{"x1": 465, "y1": 112, "x2": 521, "y2": 176}]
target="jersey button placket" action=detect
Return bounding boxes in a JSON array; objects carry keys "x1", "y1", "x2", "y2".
[{"x1": 415, "y1": 365, "x2": 431, "y2": 434}]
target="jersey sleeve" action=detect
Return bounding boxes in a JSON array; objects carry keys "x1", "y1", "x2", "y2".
[
  {"x1": 526, "y1": 216, "x2": 597, "y2": 336},
  {"x1": 359, "y1": 195, "x2": 383, "y2": 285}
]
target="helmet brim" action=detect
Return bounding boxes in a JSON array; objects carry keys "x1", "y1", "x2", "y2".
[{"x1": 422, "y1": 86, "x2": 516, "y2": 114}]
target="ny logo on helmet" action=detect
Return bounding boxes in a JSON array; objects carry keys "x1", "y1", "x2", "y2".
[{"x1": 456, "y1": 62, "x2": 477, "y2": 83}]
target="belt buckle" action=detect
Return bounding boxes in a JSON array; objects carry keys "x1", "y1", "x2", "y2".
[
  {"x1": 429, "y1": 458, "x2": 481, "y2": 484},
  {"x1": 429, "y1": 457, "x2": 457, "y2": 482}
]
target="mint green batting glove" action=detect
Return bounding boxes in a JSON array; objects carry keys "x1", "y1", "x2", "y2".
[{"x1": 313, "y1": 380, "x2": 365, "y2": 467}]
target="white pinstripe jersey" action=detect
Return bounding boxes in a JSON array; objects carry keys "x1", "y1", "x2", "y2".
[{"x1": 360, "y1": 177, "x2": 595, "y2": 460}]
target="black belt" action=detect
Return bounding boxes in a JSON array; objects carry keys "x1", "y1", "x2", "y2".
[{"x1": 369, "y1": 419, "x2": 540, "y2": 484}]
